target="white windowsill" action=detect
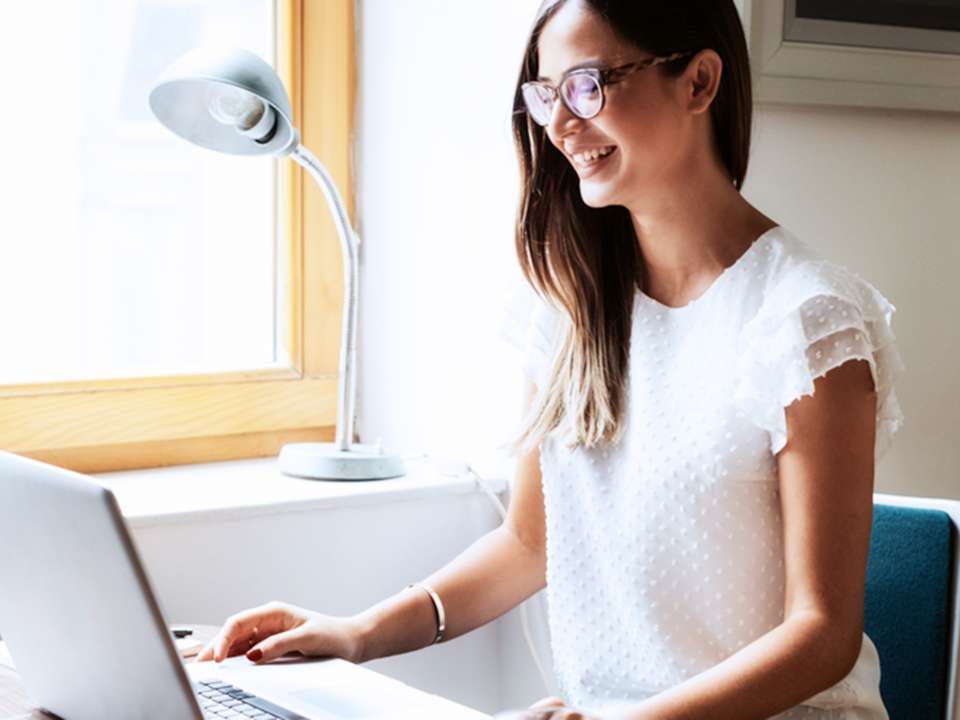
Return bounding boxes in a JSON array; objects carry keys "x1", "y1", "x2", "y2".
[{"x1": 95, "y1": 456, "x2": 510, "y2": 529}]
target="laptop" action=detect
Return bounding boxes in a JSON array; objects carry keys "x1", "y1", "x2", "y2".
[{"x1": 0, "y1": 451, "x2": 490, "y2": 719}]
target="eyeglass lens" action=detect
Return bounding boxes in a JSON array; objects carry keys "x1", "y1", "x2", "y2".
[{"x1": 523, "y1": 74, "x2": 603, "y2": 126}]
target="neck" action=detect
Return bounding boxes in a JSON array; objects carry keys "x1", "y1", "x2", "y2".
[{"x1": 626, "y1": 163, "x2": 776, "y2": 303}]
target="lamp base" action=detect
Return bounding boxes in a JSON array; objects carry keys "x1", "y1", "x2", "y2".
[{"x1": 277, "y1": 442, "x2": 406, "y2": 481}]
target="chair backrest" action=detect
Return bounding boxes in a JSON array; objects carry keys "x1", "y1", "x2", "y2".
[{"x1": 870, "y1": 494, "x2": 960, "y2": 720}]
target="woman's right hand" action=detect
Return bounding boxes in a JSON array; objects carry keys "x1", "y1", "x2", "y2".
[{"x1": 193, "y1": 600, "x2": 366, "y2": 665}]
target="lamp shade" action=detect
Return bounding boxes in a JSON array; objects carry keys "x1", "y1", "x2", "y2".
[{"x1": 148, "y1": 46, "x2": 297, "y2": 156}]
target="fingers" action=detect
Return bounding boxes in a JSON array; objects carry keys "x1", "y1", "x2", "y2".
[
  {"x1": 499, "y1": 710, "x2": 570, "y2": 720},
  {"x1": 246, "y1": 627, "x2": 307, "y2": 664},
  {"x1": 194, "y1": 634, "x2": 230, "y2": 663},
  {"x1": 493, "y1": 701, "x2": 589, "y2": 720},
  {"x1": 194, "y1": 639, "x2": 216, "y2": 663},
  {"x1": 218, "y1": 620, "x2": 258, "y2": 662},
  {"x1": 211, "y1": 606, "x2": 277, "y2": 662},
  {"x1": 523, "y1": 697, "x2": 588, "y2": 720},
  {"x1": 521, "y1": 710, "x2": 586, "y2": 720},
  {"x1": 192, "y1": 602, "x2": 300, "y2": 663},
  {"x1": 529, "y1": 697, "x2": 566, "y2": 710},
  {"x1": 195, "y1": 624, "x2": 260, "y2": 663}
]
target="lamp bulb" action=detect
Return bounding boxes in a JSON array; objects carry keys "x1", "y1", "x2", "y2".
[{"x1": 208, "y1": 84, "x2": 277, "y2": 142}]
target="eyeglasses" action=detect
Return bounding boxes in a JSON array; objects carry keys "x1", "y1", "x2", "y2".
[{"x1": 520, "y1": 51, "x2": 694, "y2": 127}]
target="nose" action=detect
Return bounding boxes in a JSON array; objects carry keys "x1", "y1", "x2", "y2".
[{"x1": 546, "y1": 95, "x2": 583, "y2": 141}]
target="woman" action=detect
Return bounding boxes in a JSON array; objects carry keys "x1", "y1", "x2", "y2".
[{"x1": 198, "y1": 1, "x2": 904, "y2": 718}]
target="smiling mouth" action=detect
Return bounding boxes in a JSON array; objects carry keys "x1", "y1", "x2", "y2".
[
  {"x1": 572, "y1": 146, "x2": 618, "y2": 174},
  {"x1": 571, "y1": 145, "x2": 616, "y2": 167}
]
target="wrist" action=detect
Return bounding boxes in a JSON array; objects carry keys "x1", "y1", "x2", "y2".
[{"x1": 345, "y1": 612, "x2": 376, "y2": 664}]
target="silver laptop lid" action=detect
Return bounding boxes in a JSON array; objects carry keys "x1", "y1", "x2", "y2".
[{"x1": 0, "y1": 451, "x2": 202, "y2": 720}]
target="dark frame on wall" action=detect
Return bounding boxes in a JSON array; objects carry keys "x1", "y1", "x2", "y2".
[
  {"x1": 787, "y1": 0, "x2": 960, "y2": 54},
  {"x1": 737, "y1": 0, "x2": 960, "y2": 113}
]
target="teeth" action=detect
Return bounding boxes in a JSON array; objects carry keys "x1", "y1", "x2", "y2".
[{"x1": 573, "y1": 146, "x2": 615, "y2": 166}]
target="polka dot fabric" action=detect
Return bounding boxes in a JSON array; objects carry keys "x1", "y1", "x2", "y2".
[
  {"x1": 733, "y1": 255, "x2": 905, "y2": 462},
  {"x1": 510, "y1": 226, "x2": 900, "y2": 719}
]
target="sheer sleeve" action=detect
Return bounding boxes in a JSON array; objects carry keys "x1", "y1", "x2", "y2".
[
  {"x1": 733, "y1": 260, "x2": 906, "y2": 461},
  {"x1": 499, "y1": 281, "x2": 563, "y2": 389}
]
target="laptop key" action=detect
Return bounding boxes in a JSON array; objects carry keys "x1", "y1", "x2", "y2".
[
  {"x1": 194, "y1": 680, "x2": 301, "y2": 719},
  {"x1": 243, "y1": 694, "x2": 308, "y2": 720}
]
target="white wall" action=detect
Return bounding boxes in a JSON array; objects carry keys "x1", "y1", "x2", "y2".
[
  {"x1": 354, "y1": 0, "x2": 542, "y2": 467},
  {"x1": 355, "y1": 1, "x2": 960, "y2": 501},
  {"x1": 744, "y1": 104, "x2": 960, "y2": 499}
]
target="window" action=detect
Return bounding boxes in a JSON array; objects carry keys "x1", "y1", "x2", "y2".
[
  {"x1": 2, "y1": 1, "x2": 276, "y2": 384},
  {"x1": 0, "y1": 0, "x2": 354, "y2": 472}
]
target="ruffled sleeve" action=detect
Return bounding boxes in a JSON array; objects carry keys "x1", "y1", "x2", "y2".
[
  {"x1": 733, "y1": 260, "x2": 906, "y2": 462},
  {"x1": 498, "y1": 280, "x2": 563, "y2": 389}
]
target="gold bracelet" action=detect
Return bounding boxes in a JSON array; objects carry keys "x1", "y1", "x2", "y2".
[{"x1": 405, "y1": 582, "x2": 446, "y2": 644}]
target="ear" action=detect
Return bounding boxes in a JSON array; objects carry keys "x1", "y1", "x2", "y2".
[{"x1": 684, "y1": 49, "x2": 723, "y2": 115}]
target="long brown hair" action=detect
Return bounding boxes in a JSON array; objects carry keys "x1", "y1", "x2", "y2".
[{"x1": 511, "y1": 0, "x2": 753, "y2": 451}]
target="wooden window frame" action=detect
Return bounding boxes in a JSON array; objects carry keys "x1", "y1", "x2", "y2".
[{"x1": 0, "y1": 0, "x2": 355, "y2": 473}]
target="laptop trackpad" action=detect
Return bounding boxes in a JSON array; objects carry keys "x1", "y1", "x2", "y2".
[{"x1": 288, "y1": 686, "x2": 394, "y2": 718}]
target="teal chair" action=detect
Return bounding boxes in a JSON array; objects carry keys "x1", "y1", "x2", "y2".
[{"x1": 868, "y1": 494, "x2": 960, "y2": 720}]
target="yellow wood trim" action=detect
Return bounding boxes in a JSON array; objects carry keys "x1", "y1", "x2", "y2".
[
  {"x1": 301, "y1": 0, "x2": 355, "y2": 377},
  {"x1": 0, "y1": 0, "x2": 354, "y2": 473},
  {"x1": 1, "y1": 377, "x2": 337, "y2": 451},
  {"x1": 0, "y1": 367, "x2": 301, "y2": 399},
  {"x1": 25, "y1": 426, "x2": 336, "y2": 474}
]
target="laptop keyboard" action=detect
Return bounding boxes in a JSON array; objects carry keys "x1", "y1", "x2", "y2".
[{"x1": 195, "y1": 679, "x2": 308, "y2": 719}]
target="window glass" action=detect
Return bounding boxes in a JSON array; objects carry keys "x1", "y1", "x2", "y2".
[{"x1": 0, "y1": 0, "x2": 279, "y2": 384}]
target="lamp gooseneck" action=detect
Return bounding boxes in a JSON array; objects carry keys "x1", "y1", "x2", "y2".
[{"x1": 289, "y1": 144, "x2": 358, "y2": 452}]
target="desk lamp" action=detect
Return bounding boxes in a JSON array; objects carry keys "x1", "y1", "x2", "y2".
[{"x1": 149, "y1": 47, "x2": 405, "y2": 481}]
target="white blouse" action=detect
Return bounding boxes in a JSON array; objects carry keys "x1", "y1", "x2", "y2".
[{"x1": 502, "y1": 225, "x2": 904, "y2": 719}]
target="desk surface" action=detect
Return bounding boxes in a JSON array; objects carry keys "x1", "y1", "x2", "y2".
[{"x1": 0, "y1": 626, "x2": 491, "y2": 719}]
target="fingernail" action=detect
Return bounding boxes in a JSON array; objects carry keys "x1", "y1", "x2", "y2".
[{"x1": 247, "y1": 648, "x2": 262, "y2": 662}]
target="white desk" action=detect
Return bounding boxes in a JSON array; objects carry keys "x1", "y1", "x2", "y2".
[
  {"x1": 0, "y1": 625, "x2": 491, "y2": 719},
  {"x1": 188, "y1": 654, "x2": 491, "y2": 719}
]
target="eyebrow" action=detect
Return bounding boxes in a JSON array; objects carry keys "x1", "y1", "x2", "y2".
[{"x1": 536, "y1": 59, "x2": 608, "y2": 83}]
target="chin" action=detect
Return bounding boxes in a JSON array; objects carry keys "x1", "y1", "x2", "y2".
[{"x1": 579, "y1": 181, "x2": 618, "y2": 209}]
